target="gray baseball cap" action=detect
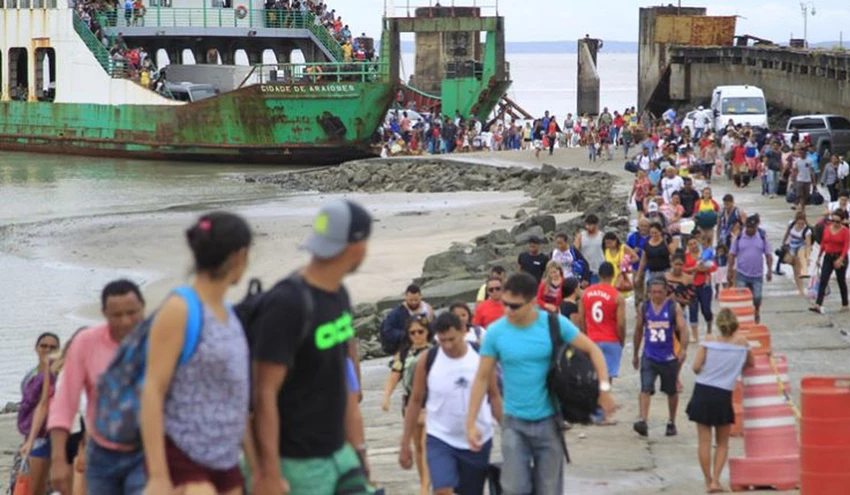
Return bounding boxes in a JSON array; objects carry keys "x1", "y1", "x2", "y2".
[{"x1": 302, "y1": 199, "x2": 372, "y2": 259}]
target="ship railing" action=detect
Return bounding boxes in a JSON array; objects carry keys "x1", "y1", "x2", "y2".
[
  {"x1": 384, "y1": 0, "x2": 500, "y2": 18},
  {"x1": 239, "y1": 61, "x2": 390, "y2": 88},
  {"x1": 103, "y1": 8, "x2": 345, "y2": 61},
  {"x1": 72, "y1": 10, "x2": 121, "y2": 78}
]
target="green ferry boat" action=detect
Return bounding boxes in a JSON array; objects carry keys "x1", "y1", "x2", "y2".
[{"x1": 0, "y1": 1, "x2": 510, "y2": 164}]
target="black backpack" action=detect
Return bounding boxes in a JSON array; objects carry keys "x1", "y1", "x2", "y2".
[
  {"x1": 545, "y1": 313, "x2": 600, "y2": 427},
  {"x1": 234, "y1": 273, "x2": 315, "y2": 353}
]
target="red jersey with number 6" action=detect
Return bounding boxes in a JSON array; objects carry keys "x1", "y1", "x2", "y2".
[{"x1": 582, "y1": 283, "x2": 621, "y2": 343}]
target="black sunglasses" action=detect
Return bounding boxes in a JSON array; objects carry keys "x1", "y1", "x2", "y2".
[
  {"x1": 488, "y1": 287, "x2": 502, "y2": 293},
  {"x1": 38, "y1": 343, "x2": 59, "y2": 350},
  {"x1": 502, "y1": 300, "x2": 528, "y2": 311}
]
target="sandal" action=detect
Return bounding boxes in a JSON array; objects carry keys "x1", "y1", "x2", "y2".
[{"x1": 809, "y1": 306, "x2": 824, "y2": 314}]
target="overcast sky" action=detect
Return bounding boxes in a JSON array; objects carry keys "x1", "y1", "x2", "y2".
[{"x1": 344, "y1": 1, "x2": 848, "y2": 45}]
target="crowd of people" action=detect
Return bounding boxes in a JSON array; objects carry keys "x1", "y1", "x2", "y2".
[{"x1": 8, "y1": 100, "x2": 850, "y2": 495}]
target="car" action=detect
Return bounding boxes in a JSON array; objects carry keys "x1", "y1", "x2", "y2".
[{"x1": 784, "y1": 114, "x2": 850, "y2": 157}]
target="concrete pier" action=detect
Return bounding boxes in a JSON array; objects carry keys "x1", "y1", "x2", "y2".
[
  {"x1": 638, "y1": 4, "x2": 850, "y2": 117},
  {"x1": 576, "y1": 36, "x2": 601, "y2": 116}
]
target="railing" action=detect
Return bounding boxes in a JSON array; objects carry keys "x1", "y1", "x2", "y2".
[
  {"x1": 384, "y1": 0, "x2": 500, "y2": 18},
  {"x1": 103, "y1": 8, "x2": 345, "y2": 61},
  {"x1": 240, "y1": 61, "x2": 390, "y2": 87},
  {"x1": 73, "y1": 10, "x2": 122, "y2": 78}
]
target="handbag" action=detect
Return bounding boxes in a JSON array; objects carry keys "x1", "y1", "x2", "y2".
[{"x1": 12, "y1": 459, "x2": 31, "y2": 495}]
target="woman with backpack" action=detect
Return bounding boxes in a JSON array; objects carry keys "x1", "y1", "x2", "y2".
[
  {"x1": 14, "y1": 333, "x2": 60, "y2": 495},
  {"x1": 687, "y1": 308, "x2": 754, "y2": 494},
  {"x1": 140, "y1": 212, "x2": 253, "y2": 495},
  {"x1": 381, "y1": 316, "x2": 432, "y2": 495},
  {"x1": 780, "y1": 212, "x2": 814, "y2": 296},
  {"x1": 448, "y1": 302, "x2": 485, "y2": 344}
]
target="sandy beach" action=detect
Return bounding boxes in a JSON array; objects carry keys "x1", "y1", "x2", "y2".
[{"x1": 15, "y1": 190, "x2": 529, "y2": 320}]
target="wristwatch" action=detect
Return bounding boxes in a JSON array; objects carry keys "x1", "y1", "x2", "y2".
[{"x1": 599, "y1": 380, "x2": 612, "y2": 393}]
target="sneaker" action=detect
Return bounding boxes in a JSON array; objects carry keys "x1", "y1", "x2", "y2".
[
  {"x1": 633, "y1": 420, "x2": 648, "y2": 437},
  {"x1": 666, "y1": 421, "x2": 677, "y2": 437}
]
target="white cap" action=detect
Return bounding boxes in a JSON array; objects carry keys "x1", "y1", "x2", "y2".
[{"x1": 698, "y1": 105, "x2": 704, "y2": 110}]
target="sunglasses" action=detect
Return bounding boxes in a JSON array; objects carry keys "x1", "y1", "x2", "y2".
[
  {"x1": 502, "y1": 300, "x2": 529, "y2": 311},
  {"x1": 487, "y1": 287, "x2": 502, "y2": 293},
  {"x1": 409, "y1": 329, "x2": 426, "y2": 336},
  {"x1": 38, "y1": 343, "x2": 59, "y2": 350}
]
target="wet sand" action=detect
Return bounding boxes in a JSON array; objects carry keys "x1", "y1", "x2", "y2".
[{"x1": 20, "y1": 191, "x2": 530, "y2": 319}]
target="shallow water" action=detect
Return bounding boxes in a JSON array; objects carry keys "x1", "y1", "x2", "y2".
[{"x1": 0, "y1": 151, "x2": 288, "y2": 403}]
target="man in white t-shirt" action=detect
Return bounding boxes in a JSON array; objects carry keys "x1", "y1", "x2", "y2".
[
  {"x1": 399, "y1": 312, "x2": 502, "y2": 495},
  {"x1": 661, "y1": 167, "x2": 684, "y2": 204}
]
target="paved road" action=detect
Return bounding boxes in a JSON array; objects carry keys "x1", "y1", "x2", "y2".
[{"x1": 363, "y1": 148, "x2": 850, "y2": 494}]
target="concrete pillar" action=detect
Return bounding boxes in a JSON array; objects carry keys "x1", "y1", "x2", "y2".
[
  {"x1": 576, "y1": 37, "x2": 601, "y2": 117},
  {"x1": 1, "y1": 48, "x2": 7, "y2": 101}
]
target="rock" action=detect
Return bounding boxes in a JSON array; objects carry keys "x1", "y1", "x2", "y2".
[
  {"x1": 354, "y1": 302, "x2": 378, "y2": 317},
  {"x1": 353, "y1": 314, "x2": 381, "y2": 341},
  {"x1": 2, "y1": 401, "x2": 19, "y2": 414},
  {"x1": 357, "y1": 339, "x2": 386, "y2": 360},
  {"x1": 419, "y1": 278, "x2": 485, "y2": 307},
  {"x1": 548, "y1": 181, "x2": 568, "y2": 196},
  {"x1": 514, "y1": 225, "x2": 545, "y2": 245},
  {"x1": 475, "y1": 229, "x2": 513, "y2": 247},
  {"x1": 511, "y1": 215, "x2": 557, "y2": 236},
  {"x1": 540, "y1": 163, "x2": 558, "y2": 178}
]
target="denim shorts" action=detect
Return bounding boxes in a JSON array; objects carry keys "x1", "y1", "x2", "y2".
[
  {"x1": 30, "y1": 437, "x2": 50, "y2": 459},
  {"x1": 597, "y1": 342, "x2": 623, "y2": 378},
  {"x1": 640, "y1": 357, "x2": 678, "y2": 396},
  {"x1": 426, "y1": 435, "x2": 491, "y2": 494},
  {"x1": 735, "y1": 273, "x2": 763, "y2": 306}
]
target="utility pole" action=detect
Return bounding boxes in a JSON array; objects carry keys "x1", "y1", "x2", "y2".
[{"x1": 800, "y1": 2, "x2": 816, "y2": 48}]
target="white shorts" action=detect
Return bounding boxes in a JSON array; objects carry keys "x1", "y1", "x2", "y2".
[{"x1": 712, "y1": 266, "x2": 728, "y2": 286}]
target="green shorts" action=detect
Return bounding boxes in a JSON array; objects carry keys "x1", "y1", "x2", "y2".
[
  {"x1": 284, "y1": 444, "x2": 373, "y2": 495},
  {"x1": 241, "y1": 443, "x2": 373, "y2": 495}
]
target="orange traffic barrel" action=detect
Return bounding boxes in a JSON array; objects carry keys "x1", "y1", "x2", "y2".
[
  {"x1": 801, "y1": 376, "x2": 850, "y2": 495},
  {"x1": 738, "y1": 325, "x2": 772, "y2": 355},
  {"x1": 718, "y1": 287, "x2": 755, "y2": 325},
  {"x1": 728, "y1": 455, "x2": 800, "y2": 492},
  {"x1": 731, "y1": 381, "x2": 744, "y2": 437},
  {"x1": 741, "y1": 354, "x2": 797, "y2": 458}
]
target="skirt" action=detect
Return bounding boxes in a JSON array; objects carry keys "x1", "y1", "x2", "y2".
[{"x1": 687, "y1": 383, "x2": 735, "y2": 426}]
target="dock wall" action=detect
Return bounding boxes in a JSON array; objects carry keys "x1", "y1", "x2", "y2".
[{"x1": 669, "y1": 46, "x2": 850, "y2": 116}]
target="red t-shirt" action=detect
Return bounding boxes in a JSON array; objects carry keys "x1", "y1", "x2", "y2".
[
  {"x1": 821, "y1": 226, "x2": 850, "y2": 258},
  {"x1": 582, "y1": 284, "x2": 621, "y2": 343},
  {"x1": 472, "y1": 299, "x2": 505, "y2": 329},
  {"x1": 537, "y1": 281, "x2": 563, "y2": 311},
  {"x1": 685, "y1": 251, "x2": 716, "y2": 287}
]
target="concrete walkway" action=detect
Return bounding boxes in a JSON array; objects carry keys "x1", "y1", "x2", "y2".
[{"x1": 363, "y1": 147, "x2": 850, "y2": 494}]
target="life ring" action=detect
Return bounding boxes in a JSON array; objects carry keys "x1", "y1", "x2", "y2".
[{"x1": 235, "y1": 5, "x2": 248, "y2": 19}]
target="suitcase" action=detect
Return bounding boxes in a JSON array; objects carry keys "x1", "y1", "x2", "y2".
[{"x1": 624, "y1": 161, "x2": 639, "y2": 173}]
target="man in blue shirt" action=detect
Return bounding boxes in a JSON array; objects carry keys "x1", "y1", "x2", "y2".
[{"x1": 466, "y1": 273, "x2": 616, "y2": 495}]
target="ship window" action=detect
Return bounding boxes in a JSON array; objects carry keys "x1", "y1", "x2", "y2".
[
  {"x1": 8, "y1": 48, "x2": 28, "y2": 101},
  {"x1": 35, "y1": 48, "x2": 56, "y2": 102},
  {"x1": 149, "y1": 0, "x2": 172, "y2": 7}
]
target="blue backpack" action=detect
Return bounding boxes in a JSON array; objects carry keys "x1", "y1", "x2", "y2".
[{"x1": 94, "y1": 286, "x2": 204, "y2": 446}]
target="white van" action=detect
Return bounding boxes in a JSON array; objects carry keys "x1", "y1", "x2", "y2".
[{"x1": 710, "y1": 85, "x2": 768, "y2": 131}]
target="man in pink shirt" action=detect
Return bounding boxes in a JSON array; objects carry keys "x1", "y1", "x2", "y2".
[{"x1": 48, "y1": 280, "x2": 145, "y2": 495}]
